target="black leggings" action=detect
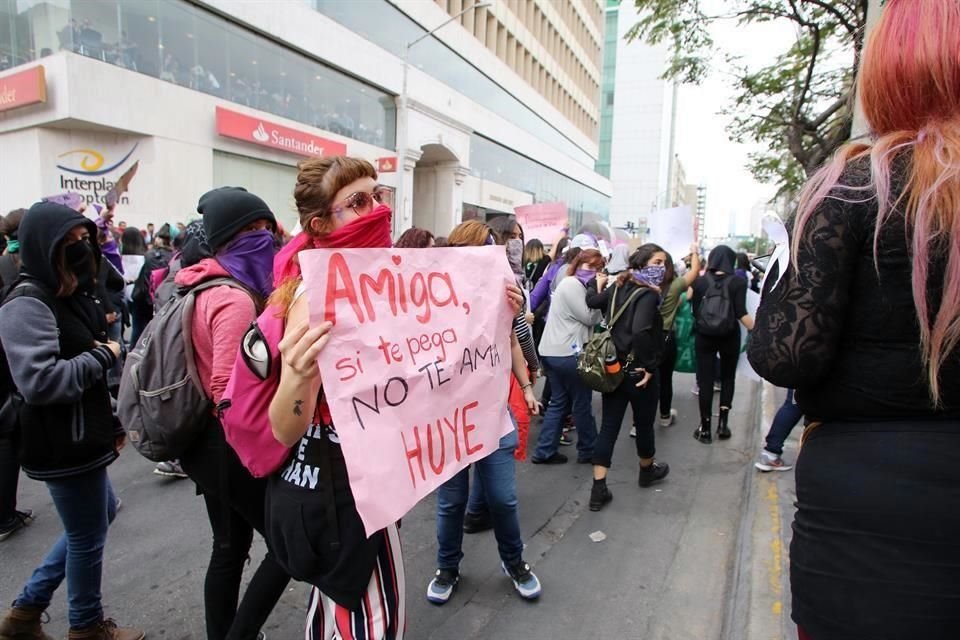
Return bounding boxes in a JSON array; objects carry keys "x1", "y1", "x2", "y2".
[
  {"x1": 658, "y1": 331, "x2": 678, "y2": 418},
  {"x1": 181, "y1": 422, "x2": 291, "y2": 640},
  {"x1": 694, "y1": 332, "x2": 740, "y2": 422}
]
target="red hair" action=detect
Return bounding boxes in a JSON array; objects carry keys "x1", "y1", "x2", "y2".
[{"x1": 793, "y1": 0, "x2": 960, "y2": 403}]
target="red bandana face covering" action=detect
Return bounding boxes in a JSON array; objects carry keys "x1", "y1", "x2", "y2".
[
  {"x1": 273, "y1": 204, "x2": 393, "y2": 287},
  {"x1": 314, "y1": 204, "x2": 393, "y2": 249}
]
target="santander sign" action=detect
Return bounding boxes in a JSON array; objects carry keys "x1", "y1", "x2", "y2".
[
  {"x1": 216, "y1": 106, "x2": 347, "y2": 158},
  {"x1": 0, "y1": 66, "x2": 47, "y2": 113}
]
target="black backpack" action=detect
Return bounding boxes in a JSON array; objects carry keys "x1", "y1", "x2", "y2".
[
  {"x1": 131, "y1": 248, "x2": 171, "y2": 307},
  {"x1": 697, "y1": 273, "x2": 737, "y2": 336}
]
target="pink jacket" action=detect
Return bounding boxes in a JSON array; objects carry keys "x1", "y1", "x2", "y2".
[{"x1": 175, "y1": 259, "x2": 257, "y2": 406}]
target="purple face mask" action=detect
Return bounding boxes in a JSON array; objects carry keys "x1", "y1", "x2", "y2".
[
  {"x1": 216, "y1": 229, "x2": 275, "y2": 298},
  {"x1": 574, "y1": 268, "x2": 596, "y2": 285},
  {"x1": 634, "y1": 264, "x2": 666, "y2": 287}
]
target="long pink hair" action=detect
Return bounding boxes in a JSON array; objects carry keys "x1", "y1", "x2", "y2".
[{"x1": 793, "y1": 0, "x2": 960, "y2": 404}]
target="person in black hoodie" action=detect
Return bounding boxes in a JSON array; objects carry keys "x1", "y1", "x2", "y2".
[
  {"x1": 0, "y1": 207, "x2": 33, "y2": 544},
  {"x1": 690, "y1": 245, "x2": 753, "y2": 444},
  {"x1": 0, "y1": 203, "x2": 143, "y2": 640},
  {"x1": 585, "y1": 243, "x2": 671, "y2": 511}
]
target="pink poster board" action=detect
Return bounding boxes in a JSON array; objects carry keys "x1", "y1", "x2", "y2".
[{"x1": 299, "y1": 247, "x2": 517, "y2": 536}]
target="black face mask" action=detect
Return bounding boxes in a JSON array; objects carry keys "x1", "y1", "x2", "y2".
[{"x1": 64, "y1": 239, "x2": 96, "y2": 291}]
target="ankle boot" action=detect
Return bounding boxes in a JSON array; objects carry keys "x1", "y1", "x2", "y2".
[
  {"x1": 693, "y1": 418, "x2": 712, "y2": 444},
  {"x1": 67, "y1": 619, "x2": 144, "y2": 640},
  {"x1": 717, "y1": 408, "x2": 731, "y2": 440},
  {"x1": 589, "y1": 478, "x2": 613, "y2": 511},
  {"x1": 0, "y1": 605, "x2": 53, "y2": 640}
]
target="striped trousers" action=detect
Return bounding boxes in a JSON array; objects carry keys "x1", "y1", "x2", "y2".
[{"x1": 305, "y1": 524, "x2": 405, "y2": 640}]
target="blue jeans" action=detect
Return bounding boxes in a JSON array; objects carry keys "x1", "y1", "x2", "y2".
[
  {"x1": 764, "y1": 389, "x2": 803, "y2": 456},
  {"x1": 436, "y1": 428, "x2": 523, "y2": 570},
  {"x1": 15, "y1": 467, "x2": 118, "y2": 628},
  {"x1": 534, "y1": 355, "x2": 597, "y2": 461}
]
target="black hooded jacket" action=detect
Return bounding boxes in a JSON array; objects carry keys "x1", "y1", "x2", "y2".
[
  {"x1": 691, "y1": 245, "x2": 748, "y2": 337},
  {"x1": 0, "y1": 203, "x2": 119, "y2": 480}
]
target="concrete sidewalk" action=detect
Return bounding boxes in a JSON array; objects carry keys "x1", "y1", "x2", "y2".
[{"x1": 728, "y1": 382, "x2": 801, "y2": 640}]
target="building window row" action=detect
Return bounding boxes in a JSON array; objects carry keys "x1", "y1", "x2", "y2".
[
  {"x1": 313, "y1": 0, "x2": 598, "y2": 168},
  {"x1": 0, "y1": 0, "x2": 396, "y2": 149},
  {"x1": 442, "y1": 0, "x2": 599, "y2": 139},
  {"x1": 545, "y1": 0, "x2": 603, "y2": 67}
]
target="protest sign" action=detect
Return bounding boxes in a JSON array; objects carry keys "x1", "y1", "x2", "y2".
[
  {"x1": 514, "y1": 202, "x2": 568, "y2": 245},
  {"x1": 121, "y1": 254, "x2": 144, "y2": 302},
  {"x1": 738, "y1": 289, "x2": 762, "y2": 383},
  {"x1": 646, "y1": 205, "x2": 695, "y2": 260},
  {"x1": 300, "y1": 247, "x2": 517, "y2": 536}
]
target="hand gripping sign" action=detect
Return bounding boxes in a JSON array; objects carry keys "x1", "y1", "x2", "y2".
[{"x1": 300, "y1": 247, "x2": 516, "y2": 537}]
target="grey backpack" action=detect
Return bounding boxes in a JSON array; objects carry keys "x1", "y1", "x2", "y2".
[{"x1": 118, "y1": 277, "x2": 252, "y2": 461}]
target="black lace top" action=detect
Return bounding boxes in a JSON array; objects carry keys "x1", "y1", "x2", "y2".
[{"x1": 747, "y1": 156, "x2": 960, "y2": 421}]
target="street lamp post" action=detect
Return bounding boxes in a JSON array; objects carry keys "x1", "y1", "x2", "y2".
[{"x1": 395, "y1": 0, "x2": 491, "y2": 233}]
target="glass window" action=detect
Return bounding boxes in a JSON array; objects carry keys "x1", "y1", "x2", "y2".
[
  {"x1": 0, "y1": 0, "x2": 395, "y2": 150},
  {"x1": 470, "y1": 134, "x2": 610, "y2": 225},
  {"x1": 313, "y1": 0, "x2": 595, "y2": 168}
]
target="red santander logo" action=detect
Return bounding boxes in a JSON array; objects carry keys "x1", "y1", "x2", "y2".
[
  {"x1": 216, "y1": 106, "x2": 347, "y2": 158},
  {"x1": 0, "y1": 66, "x2": 47, "y2": 113}
]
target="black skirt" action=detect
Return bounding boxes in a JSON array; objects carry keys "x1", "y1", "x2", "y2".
[{"x1": 791, "y1": 420, "x2": 960, "y2": 639}]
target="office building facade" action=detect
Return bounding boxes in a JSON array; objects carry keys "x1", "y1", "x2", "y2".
[{"x1": 0, "y1": 0, "x2": 611, "y2": 236}]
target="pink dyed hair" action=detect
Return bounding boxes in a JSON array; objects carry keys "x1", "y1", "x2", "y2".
[{"x1": 792, "y1": 0, "x2": 960, "y2": 404}]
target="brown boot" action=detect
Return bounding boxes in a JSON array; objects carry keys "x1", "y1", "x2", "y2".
[
  {"x1": 67, "y1": 619, "x2": 143, "y2": 640},
  {"x1": 0, "y1": 605, "x2": 53, "y2": 640}
]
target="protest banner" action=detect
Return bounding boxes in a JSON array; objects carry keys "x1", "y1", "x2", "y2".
[
  {"x1": 300, "y1": 246, "x2": 516, "y2": 536},
  {"x1": 514, "y1": 202, "x2": 568, "y2": 245},
  {"x1": 738, "y1": 289, "x2": 762, "y2": 383},
  {"x1": 121, "y1": 254, "x2": 144, "y2": 303},
  {"x1": 646, "y1": 205, "x2": 695, "y2": 260}
]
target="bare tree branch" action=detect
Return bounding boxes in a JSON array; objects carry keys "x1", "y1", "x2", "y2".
[{"x1": 803, "y1": 0, "x2": 860, "y2": 36}]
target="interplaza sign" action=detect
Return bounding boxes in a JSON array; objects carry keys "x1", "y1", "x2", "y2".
[
  {"x1": 215, "y1": 106, "x2": 347, "y2": 158},
  {"x1": 0, "y1": 66, "x2": 47, "y2": 113}
]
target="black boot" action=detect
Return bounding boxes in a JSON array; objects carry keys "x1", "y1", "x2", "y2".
[
  {"x1": 717, "y1": 408, "x2": 731, "y2": 440},
  {"x1": 693, "y1": 418, "x2": 712, "y2": 444},
  {"x1": 589, "y1": 478, "x2": 613, "y2": 511}
]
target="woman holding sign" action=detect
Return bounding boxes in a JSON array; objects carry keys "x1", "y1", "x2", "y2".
[
  {"x1": 269, "y1": 161, "x2": 529, "y2": 637},
  {"x1": 269, "y1": 157, "x2": 407, "y2": 640}
]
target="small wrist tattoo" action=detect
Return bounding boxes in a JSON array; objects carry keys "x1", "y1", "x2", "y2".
[{"x1": 293, "y1": 400, "x2": 304, "y2": 416}]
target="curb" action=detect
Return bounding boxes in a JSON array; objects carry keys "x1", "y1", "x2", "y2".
[
  {"x1": 725, "y1": 381, "x2": 798, "y2": 640},
  {"x1": 720, "y1": 379, "x2": 767, "y2": 640}
]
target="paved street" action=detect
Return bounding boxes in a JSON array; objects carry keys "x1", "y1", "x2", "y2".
[{"x1": 1, "y1": 374, "x2": 778, "y2": 639}]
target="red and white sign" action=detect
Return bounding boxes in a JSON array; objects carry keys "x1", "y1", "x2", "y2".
[
  {"x1": 377, "y1": 157, "x2": 398, "y2": 173},
  {"x1": 0, "y1": 66, "x2": 47, "y2": 113},
  {"x1": 514, "y1": 202, "x2": 569, "y2": 244},
  {"x1": 215, "y1": 106, "x2": 347, "y2": 158}
]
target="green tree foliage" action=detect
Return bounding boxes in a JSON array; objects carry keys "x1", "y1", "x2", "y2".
[{"x1": 627, "y1": 0, "x2": 869, "y2": 198}]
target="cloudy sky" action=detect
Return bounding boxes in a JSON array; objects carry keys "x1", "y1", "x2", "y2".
[{"x1": 673, "y1": 11, "x2": 797, "y2": 237}]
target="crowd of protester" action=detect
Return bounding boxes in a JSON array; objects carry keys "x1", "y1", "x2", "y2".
[{"x1": 0, "y1": 2, "x2": 958, "y2": 638}]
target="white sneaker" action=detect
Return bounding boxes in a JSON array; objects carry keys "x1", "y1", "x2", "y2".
[
  {"x1": 754, "y1": 451, "x2": 793, "y2": 472},
  {"x1": 659, "y1": 409, "x2": 677, "y2": 427},
  {"x1": 629, "y1": 426, "x2": 637, "y2": 437}
]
